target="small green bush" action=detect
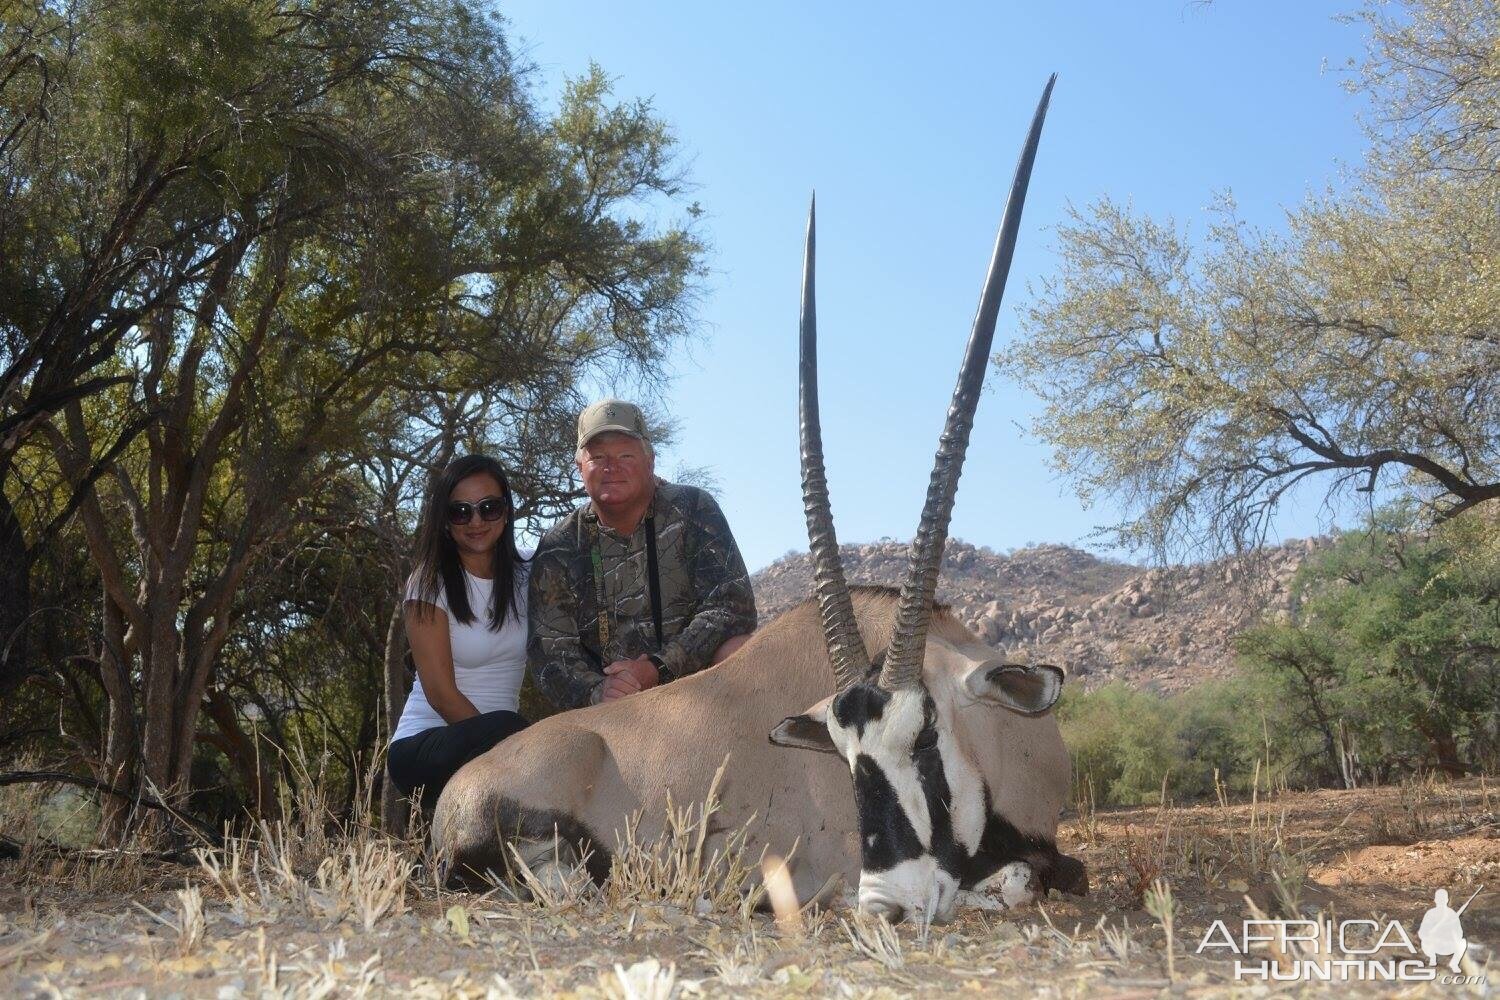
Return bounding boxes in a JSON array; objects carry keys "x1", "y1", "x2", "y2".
[
  {"x1": 1058, "y1": 682, "x2": 1181, "y2": 805},
  {"x1": 1059, "y1": 672, "x2": 1305, "y2": 806}
]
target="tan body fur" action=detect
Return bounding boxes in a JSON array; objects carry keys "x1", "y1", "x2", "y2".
[{"x1": 434, "y1": 589, "x2": 1072, "y2": 902}]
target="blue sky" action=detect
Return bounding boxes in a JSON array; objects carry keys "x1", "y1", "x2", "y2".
[{"x1": 500, "y1": 1, "x2": 1373, "y2": 571}]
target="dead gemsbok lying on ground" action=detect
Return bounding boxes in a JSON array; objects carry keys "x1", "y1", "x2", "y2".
[{"x1": 434, "y1": 75, "x2": 1085, "y2": 924}]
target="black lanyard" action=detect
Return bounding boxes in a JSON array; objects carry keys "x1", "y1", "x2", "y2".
[{"x1": 591, "y1": 515, "x2": 664, "y2": 656}]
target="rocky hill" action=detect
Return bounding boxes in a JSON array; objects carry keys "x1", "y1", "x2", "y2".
[{"x1": 751, "y1": 537, "x2": 1331, "y2": 692}]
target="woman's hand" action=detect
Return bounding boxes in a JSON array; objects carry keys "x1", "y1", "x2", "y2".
[{"x1": 404, "y1": 600, "x2": 480, "y2": 723}]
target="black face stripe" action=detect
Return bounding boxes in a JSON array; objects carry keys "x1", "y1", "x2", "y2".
[
  {"x1": 851, "y1": 753, "x2": 924, "y2": 871},
  {"x1": 909, "y1": 750, "x2": 1065, "y2": 890},
  {"x1": 832, "y1": 683, "x2": 890, "y2": 736},
  {"x1": 866, "y1": 698, "x2": 1064, "y2": 888},
  {"x1": 913, "y1": 711, "x2": 967, "y2": 879}
]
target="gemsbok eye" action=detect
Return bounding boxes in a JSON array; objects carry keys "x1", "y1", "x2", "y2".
[{"x1": 913, "y1": 730, "x2": 939, "y2": 755}]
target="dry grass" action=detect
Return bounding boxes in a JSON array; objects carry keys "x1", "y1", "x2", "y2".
[
  {"x1": 599, "y1": 957, "x2": 677, "y2": 1000},
  {"x1": 602, "y1": 757, "x2": 771, "y2": 919},
  {"x1": 501, "y1": 833, "x2": 597, "y2": 910},
  {"x1": 0, "y1": 772, "x2": 56, "y2": 869},
  {"x1": 1140, "y1": 878, "x2": 1176, "y2": 982},
  {"x1": 490, "y1": 756, "x2": 776, "y2": 923},
  {"x1": 839, "y1": 911, "x2": 904, "y2": 970},
  {"x1": 1367, "y1": 771, "x2": 1496, "y2": 846},
  {"x1": 1, "y1": 755, "x2": 1496, "y2": 997}
]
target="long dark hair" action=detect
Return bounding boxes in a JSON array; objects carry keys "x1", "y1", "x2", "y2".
[{"x1": 411, "y1": 454, "x2": 527, "y2": 628}]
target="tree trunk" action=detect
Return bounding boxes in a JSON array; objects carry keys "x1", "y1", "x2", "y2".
[
  {"x1": 1284, "y1": 656, "x2": 1345, "y2": 786},
  {"x1": 203, "y1": 686, "x2": 274, "y2": 817},
  {"x1": 0, "y1": 468, "x2": 31, "y2": 696},
  {"x1": 96, "y1": 588, "x2": 137, "y2": 840},
  {"x1": 140, "y1": 605, "x2": 185, "y2": 802},
  {"x1": 380, "y1": 601, "x2": 410, "y2": 835},
  {"x1": 1336, "y1": 719, "x2": 1358, "y2": 790},
  {"x1": 1425, "y1": 728, "x2": 1467, "y2": 778}
]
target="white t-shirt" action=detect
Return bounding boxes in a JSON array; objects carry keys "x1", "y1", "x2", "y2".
[{"x1": 391, "y1": 556, "x2": 531, "y2": 742}]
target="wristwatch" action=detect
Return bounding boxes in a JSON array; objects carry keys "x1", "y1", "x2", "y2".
[{"x1": 646, "y1": 652, "x2": 673, "y2": 683}]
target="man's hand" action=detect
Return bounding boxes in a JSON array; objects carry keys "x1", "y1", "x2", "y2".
[{"x1": 599, "y1": 655, "x2": 660, "y2": 702}]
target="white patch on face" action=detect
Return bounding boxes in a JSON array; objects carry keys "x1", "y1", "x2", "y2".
[
  {"x1": 936, "y1": 727, "x2": 986, "y2": 857},
  {"x1": 927, "y1": 636, "x2": 1025, "y2": 858}
]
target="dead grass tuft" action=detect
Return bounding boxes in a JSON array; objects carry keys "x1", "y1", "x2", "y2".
[
  {"x1": 312, "y1": 839, "x2": 413, "y2": 930},
  {"x1": 694, "y1": 928, "x2": 768, "y2": 986},
  {"x1": 1371, "y1": 772, "x2": 1443, "y2": 844},
  {"x1": 173, "y1": 882, "x2": 206, "y2": 955},
  {"x1": 601, "y1": 757, "x2": 771, "y2": 920},
  {"x1": 601, "y1": 957, "x2": 677, "y2": 1000},
  {"x1": 1141, "y1": 878, "x2": 1176, "y2": 982},
  {"x1": 839, "y1": 911, "x2": 904, "y2": 970},
  {"x1": 505, "y1": 835, "x2": 595, "y2": 910}
]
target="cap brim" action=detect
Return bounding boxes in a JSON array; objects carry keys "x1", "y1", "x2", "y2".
[{"x1": 579, "y1": 425, "x2": 647, "y2": 447}]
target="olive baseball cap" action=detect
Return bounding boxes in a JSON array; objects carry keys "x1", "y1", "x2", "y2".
[{"x1": 577, "y1": 399, "x2": 651, "y2": 450}]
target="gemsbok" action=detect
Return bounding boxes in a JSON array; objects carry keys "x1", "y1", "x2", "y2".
[{"x1": 433, "y1": 75, "x2": 1084, "y2": 924}]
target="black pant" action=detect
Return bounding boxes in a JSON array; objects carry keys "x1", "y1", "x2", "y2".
[{"x1": 388, "y1": 709, "x2": 529, "y2": 809}]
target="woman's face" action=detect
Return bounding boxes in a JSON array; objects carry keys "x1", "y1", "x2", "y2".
[{"x1": 447, "y1": 472, "x2": 508, "y2": 560}]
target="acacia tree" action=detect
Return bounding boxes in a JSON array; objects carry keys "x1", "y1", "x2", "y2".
[
  {"x1": 34, "y1": 2, "x2": 704, "y2": 827},
  {"x1": 1236, "y1": 513, "x2": 1500, "y2": 779},
  {"x1": 997, "y1": 0, "x2": 1499, "y2": 556},
  {"x1": 1, "y1": 0, "x2": 427, "y2": 685}
]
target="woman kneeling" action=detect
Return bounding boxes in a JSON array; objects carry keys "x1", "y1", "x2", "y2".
[{"x1": 388, "y1": 455, "x2": 531, "y2": 809}]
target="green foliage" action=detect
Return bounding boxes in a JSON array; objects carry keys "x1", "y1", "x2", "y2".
[
  {"x1": 1059, "y1": 671, "x2": 1302, "y2": 806},
  {"x1": 1236, "y1": 513, "x2": 1500, "y2": 781},
  {"x1": 1059, "y1": 682, "x2": 1181, "y2": 805},
  {"x1": 1, "y1": 0, "x2": 708, "y2": 828},
  {"x1": 1066, "y1": 513, "x2": 1499, "y2": 807}
]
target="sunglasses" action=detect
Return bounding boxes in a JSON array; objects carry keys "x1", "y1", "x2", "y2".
[{"x1": 447, "y1": 496, "x2": 507, "y2": 525}]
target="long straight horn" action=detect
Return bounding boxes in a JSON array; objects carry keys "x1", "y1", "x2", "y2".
[
  {"x1": 799, "y1": 195, "x2": 872, "y2": 692},
  {"x1": 880, "y1": 75, "x2": 1056, "y2": 692}
]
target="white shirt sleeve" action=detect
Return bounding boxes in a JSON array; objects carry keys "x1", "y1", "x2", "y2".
[{"x1": 403, "y1": 571, "x2": 450, "y2": 614}]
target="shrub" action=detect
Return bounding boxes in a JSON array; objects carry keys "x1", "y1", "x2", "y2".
[
  {"x1": 1060, "y1": 672, "x2": 1308, "y2": 805},
  {"x1": 1059, "y1": 683, "x2": 1182, "y2": 805}
]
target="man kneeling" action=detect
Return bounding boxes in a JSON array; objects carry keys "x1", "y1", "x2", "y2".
[{"x1": 529, "y1": 400, "x2": 756, "y2": 707}]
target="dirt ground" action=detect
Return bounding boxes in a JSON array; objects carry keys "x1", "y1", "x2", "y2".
[{"x1": 1, "y1": 775, "x2": 1494, "y2": 998}]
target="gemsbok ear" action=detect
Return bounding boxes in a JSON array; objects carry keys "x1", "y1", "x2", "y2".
[
  {"x1": 964, "y1": 662, "x2": 1064, "y2": 715},
  {"x1": 768, "y1": 697, "x2": 838, "y2": 755}
]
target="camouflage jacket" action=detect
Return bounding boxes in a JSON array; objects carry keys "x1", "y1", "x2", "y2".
[{"x1": 528, "y1": 480, "x2": 758, "y2": 709}]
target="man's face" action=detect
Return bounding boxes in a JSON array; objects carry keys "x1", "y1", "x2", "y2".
[{"x1": 578, "y1": 432, "x2": 654, "y2": 510}]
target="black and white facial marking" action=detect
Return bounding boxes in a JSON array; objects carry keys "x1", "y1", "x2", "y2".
[
  {"x1": 818, "y1": 680, "x2": 987, "y2": 924},
  {"x1": 770, "y1": 660, "x2": 1072, "y2": 925}
]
